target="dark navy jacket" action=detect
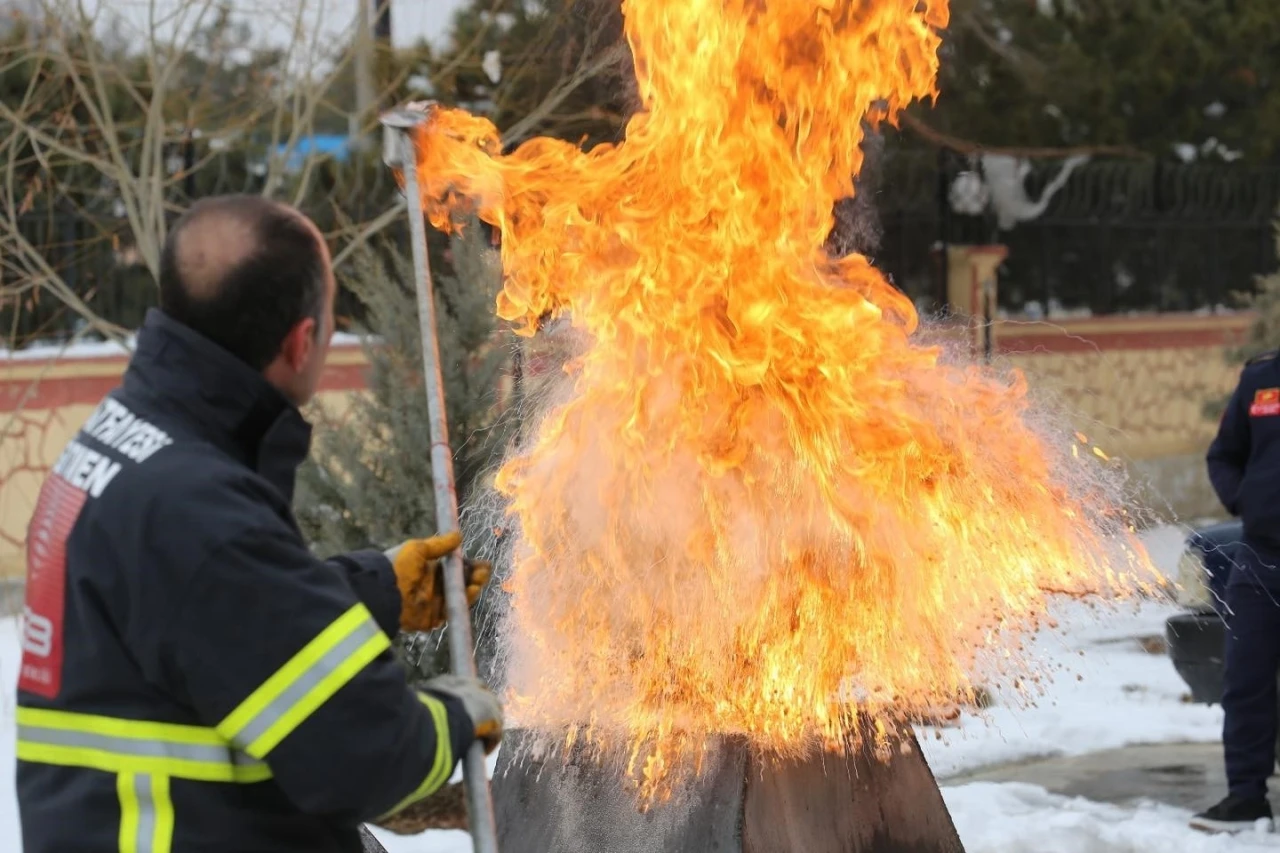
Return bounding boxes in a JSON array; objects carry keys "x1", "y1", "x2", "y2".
[
  {"x1": 16, "y1": 309, "x2": 473, "y2": 852},
  {"x1": 1207, "y1": 351, "x2": 1280, "y2": 588}
]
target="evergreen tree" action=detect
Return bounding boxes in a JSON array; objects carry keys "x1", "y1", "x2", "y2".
[
  {"x1": 433, "y1": 0, "x2": 633, "y2": 149},
  {"x1": 294, "y1": 218, "x2": 515, "y2": 679},
  {"x1": 909, "y1": 0, "x2": 1280, "y2": 161},
  {"x1": 1229, "y1": 222, "x2": 1280, "y2": 363},
  {"x1": 1206, "y1": 218, "x2": 1280, "y2": 419}
]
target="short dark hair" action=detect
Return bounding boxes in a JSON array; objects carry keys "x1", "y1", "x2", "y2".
[{"x1": 158, "y1": 195, "x2": 328, "y2": 371}]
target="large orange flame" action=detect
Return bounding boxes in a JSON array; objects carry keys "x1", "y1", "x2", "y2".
[{"x1": 413, "y1": 0, "x2": 1159, "y2": 798}]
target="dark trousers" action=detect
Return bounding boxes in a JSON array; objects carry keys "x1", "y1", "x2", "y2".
[{"x1": 1223, "y1": 583, "x2": 1280, "y2": 800}]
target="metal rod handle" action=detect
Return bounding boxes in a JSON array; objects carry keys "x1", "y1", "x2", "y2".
[{"x1": 385, "y1": 113, "x2": 500, "y2": 853}]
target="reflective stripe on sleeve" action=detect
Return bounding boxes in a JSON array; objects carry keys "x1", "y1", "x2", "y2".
[
  {"x1": 216, "y1": 602, "x2": 391, "y2": 759},
  {"x1": 376, "y1": 692, "x2": 455, "y2": 821},
  {"x1": 16, "y1": 707, "x2": 270, "y2": 783}
]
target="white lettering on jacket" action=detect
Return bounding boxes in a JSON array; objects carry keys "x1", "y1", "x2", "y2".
[
  {"x1": 81, "y1": 397, "x2": 174, "y2": 464},
  {"x1": 20, "y1": 606, "x2": 53, "y2": 658},
  {"x1": 50, "y1": 440, "x2": 122, "y2": 499}
]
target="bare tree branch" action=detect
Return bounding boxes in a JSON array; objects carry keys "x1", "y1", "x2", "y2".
[
  {"x1": 898, "y1": 112, "x2": 1149, "y2": 160},
  {"x1": 955, "y1": 9, "x2": 1048, "y2": 83},
  {"x1": 501, "y1": 42, "x2": 630, "y2": 147},
  {"x1": 330, "y1": 197, "x2": 407, "y2": 270},
  {"x1": 0, "y1": 0, "x2": 364, "y2": 357}
]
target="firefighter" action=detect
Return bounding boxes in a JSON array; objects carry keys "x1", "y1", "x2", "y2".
[
  {"x1": 1195, "y1": 349, "x2": 1280, "y2": 834},
  {"x1": 15, "y1": 194, "x2": 503, "y2": 852}
]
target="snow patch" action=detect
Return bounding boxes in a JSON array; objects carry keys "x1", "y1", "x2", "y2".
[
  {"x1": 919, "y1": 523, "x2": 1217, "y2": 779},
  {"x1": 0, "y1": 338, "x2": 136, "y2": 362},
  {"x1": 0, "y1": 332, "x2": 371, "y2": 363},
  {"x1": 918, "y1": 597, "x2": 1220, "y2": 779},
  {"x1": 944, "y1": 782, "x2": 1275, "y2": 852},
  {"x1": 0, "y1": 618, "x2": 24, "y2": 849}
]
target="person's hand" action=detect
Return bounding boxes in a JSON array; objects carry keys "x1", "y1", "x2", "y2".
[
  {"x1": 422, "y1": 674, "x2": 504, "y2": 754},
  {"x1": 385, "y1": 531, "x2": 492, "y2": 633}
]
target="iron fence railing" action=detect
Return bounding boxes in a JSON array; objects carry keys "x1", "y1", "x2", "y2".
[
  {"x1": 5, "y1": 144, "x2": 1280, "y2": 347},
  {"x1": 878, "y1": 149, "x2": 1280, "y2": 317},
  {"x1": 0, "y1": 140, "x2": 410, "y2": 346}
]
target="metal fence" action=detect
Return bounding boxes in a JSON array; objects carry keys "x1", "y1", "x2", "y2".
[
  {"x1": 6, "y1": 144, "x2": 1280, "y2": 347},
  {"x1": 875, "y1": 149, "x2": 1280, "y2": 317},
  {"x1": 0, "y1": 142, "x2": 408, "y2": 347}
]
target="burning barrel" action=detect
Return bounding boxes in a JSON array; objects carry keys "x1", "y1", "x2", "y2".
[{"x1": 491, "y1": 721, "x2": 965, "y2": 853}]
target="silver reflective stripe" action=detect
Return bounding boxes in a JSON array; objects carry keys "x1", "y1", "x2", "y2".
[
  {"x1": 18, "y1": 724, "x2": 265, "y2": 772},
  {"x1": 134, "y1": 774, "x2": 156, "y2": 853},
  {"x1": 231, "y1": 749, "x2": 263, "y2": 767},
  {"x1": 231, "y1": 617, "x2": 383, "y2": 749}
]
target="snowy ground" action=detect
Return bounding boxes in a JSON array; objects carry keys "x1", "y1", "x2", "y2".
[
  {"x1": 0, "y1": 523, "x2": 1265, "y2": 851},
  {"x1": 918, "y1": 594, "x2": 1222, "y2": 780},
  {"x1": 0, "y1": 331, "x2": 369, "y2": 362},
  {"x1": 944, "y1": 783, "x2": 1278, "y2": 852}
]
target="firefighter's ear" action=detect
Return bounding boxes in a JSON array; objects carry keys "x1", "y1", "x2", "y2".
[
  {"x1": 264, "y1": 316, "x2": 325, "y2": 407},
  {"x1": 278, "y1": 316, "x2": 318, "y2": 373}
]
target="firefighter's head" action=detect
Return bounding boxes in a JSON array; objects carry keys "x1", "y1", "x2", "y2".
[{"x1": 158, "y1": 194, "x2": 336, "y2": 407}]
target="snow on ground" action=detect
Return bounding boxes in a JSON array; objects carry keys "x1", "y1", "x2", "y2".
[
  {"x1": 918, "y1": 595, "x2": 1221, "y2": 779},
  {"x1": 918, "y1": 522, "x2": 1218, "y2": 777},
  {"x1": 373, "y1": 826, "x2": 474, "y2": 853},
  {"x1": 944, "y1": 782, "x2": 1278, "y2": 852},
  {"x1": 0, "y1": 331, "x2": 369, "y2": 362},
  {"x1": 0, "y1": 523, "x2": 1248, "y2": 851},
  {"x1": 0, "y1": 337, "x2": 136, "y2": 361},
  {"x1": 0, "y1": 617, "x2": 23, "y2": 852}
]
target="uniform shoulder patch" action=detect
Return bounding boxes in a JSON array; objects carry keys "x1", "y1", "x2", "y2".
[
  {"x1": 1250, "y1": 387, "x2": 1280, "y2": 417},
  {"x1": 1246, "y1": 350, "x2": 1278, "y2": 366}
]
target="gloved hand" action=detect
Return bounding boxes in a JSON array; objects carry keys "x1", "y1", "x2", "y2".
[
  {"x1": 385, "y1": 531, "x2": 492, "y2": 633},
  {"x1": 422, "y1": 673, "x2": 504, "y2": 754}
]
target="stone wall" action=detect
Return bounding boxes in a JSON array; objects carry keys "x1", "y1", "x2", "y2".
[{"x1": 994, "y1": 313, "x2": 1251, "y2": 522}]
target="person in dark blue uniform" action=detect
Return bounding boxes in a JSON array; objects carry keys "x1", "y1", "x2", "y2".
[
  {"x1": 1195, "y1": 349, "x2": 1280, "y2": 833},
  {"x1": 16, "y1": 195, "x2": 503, "y2": 852}
]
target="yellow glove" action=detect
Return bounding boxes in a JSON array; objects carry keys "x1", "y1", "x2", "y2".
[{"x1": 385, "y1": 531, "x2": 492, "y2": 633}]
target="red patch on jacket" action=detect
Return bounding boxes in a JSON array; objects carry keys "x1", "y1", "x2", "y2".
[
  {"x1": 19, "y1": 474, "x2": 85, "y2": 699},
  {"x1": 1251, "y1": 388, "x2": 1280, "y2": 418}
]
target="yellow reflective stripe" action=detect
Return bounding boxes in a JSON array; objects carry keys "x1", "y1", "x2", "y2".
[
  {"x1": 376, "y1": 693, "x2": 455, "y2": 821},
  {"x1": 249, "y1": 631, "x2": 390, "y2": 759},
  {"x1": 118, "y1": 772, "x2": 139, "y2": 853},
  {"x1": 217, "y1": 603, "x2": 391, "y2": 759},
  {"x1": 17, "y1": 741, "x2": 271, "y2": 783},
  {"x1": 153, "y1": 775, "x2": 174, "y2": 853},
  {"x1": 16, "y1": 707, "x2": 271, "y2": 783},
  {"x1": 18, "y1": 707, "x2": 228, "y2": 746},
  {"x1": 419, "y1": 695, "x2": 454, "y2": 796}
]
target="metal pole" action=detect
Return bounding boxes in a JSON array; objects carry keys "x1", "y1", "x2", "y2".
[
  {"x1": 352, "y1": 0, "x2": 375, "y2": 153},
  {"x1": 379, "y1": 105, "x2": 501, "y2": 853}
]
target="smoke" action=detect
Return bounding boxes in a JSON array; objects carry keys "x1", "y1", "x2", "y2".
[{"x1": 825, "y1": 123, "x2": 886, "y2": 260}]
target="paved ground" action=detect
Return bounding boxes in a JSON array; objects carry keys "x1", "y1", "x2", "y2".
[{"x1": 944, "y1": 742, "x2": 1280, "y2": 814}]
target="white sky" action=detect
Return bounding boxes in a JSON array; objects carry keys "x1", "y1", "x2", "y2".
[{"x1": 103, "y1": 0, "x2": 468, "y2": 50}]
